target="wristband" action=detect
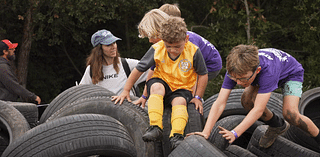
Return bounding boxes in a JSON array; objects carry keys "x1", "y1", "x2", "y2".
[
  {"x1": 231, "y1": 130, "x2": 238, "y2": 139},
  {"x1": 194, "y1": 95, "x2": 201, "y2": 100},
  {"x1": 141, "y1": 95, "x2": 148, "y2": 100}
]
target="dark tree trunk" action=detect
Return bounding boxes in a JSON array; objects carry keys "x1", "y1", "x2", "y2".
[
  {"x1": 125, "y1": 14, "x2": 131, "y2": 54},
  {"x1": 17, "y1": 2, "x2": 34, "y2": 87}
]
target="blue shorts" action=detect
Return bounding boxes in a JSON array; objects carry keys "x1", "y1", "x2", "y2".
[{"x1": 282, "y1": 81, "x2": 303, "y2": 97}]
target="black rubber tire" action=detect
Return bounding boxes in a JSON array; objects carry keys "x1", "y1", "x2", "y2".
[
  {"x1": 162, "y1": 103, "x2": 204, "y2": 156},
  {"x1": 271, "y1": 92, "x2": 283, "y2": 102},
  {"x1": 247, "y1": 125, "x2": 320, "y2": 157},
  {"x1": 45, "y1": 96, "x2": 157, "y2": 157},
  {"x1": 223, "y1": 145, "x2": 257, "y2": 157},
  {"x1": 168, "y1": 135, "x2": 227, "y2": 157},
  {"x1": 203, "y1": 89, "x2": 283, "y2": 122},
  {"x1": 6, "y1": 101, "x2": 38, "y2": 128},
  {"x1": 0, "y1": 130, "x2": 9, "y2": 156},
  {"x1": 2, "y1": 114, "x2": 137, "y2": 157},
  {"x1": 299, "y1": 87, "x2": 320, "y2": 120},
  {"x1": 203, "y1": 89, "x2": 244, "y2": 121},
  {"x1": 37, "y1": 104, "x2": 48, "y2": 121},
  {"x1": 283, "y1": 116, "x2": 320, "y2": 153},
  {"x1": 0, "y1": 100, "x2": 30, "y2": 144},
  {"x1": 208, "y1": 115, "x2": 264, "y2": 151},
  {"x1": 39, "y1": 84, "x2": 113, "y2": 124}
]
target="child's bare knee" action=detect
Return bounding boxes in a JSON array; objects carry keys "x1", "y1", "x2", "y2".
[
  {"x1": 150, "y1": 83, "x2": 165, "y2": 93},
  {"x1": 171, "y1": 97, "x2": 187, "y2": 105},
  {"x1": 241, "y1": 92, "x2": 254, "y2": 110}
]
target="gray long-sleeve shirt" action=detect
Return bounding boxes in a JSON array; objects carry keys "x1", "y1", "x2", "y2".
[{"x1": 0, "y1": 57, "x2": 36, "y2": 101}]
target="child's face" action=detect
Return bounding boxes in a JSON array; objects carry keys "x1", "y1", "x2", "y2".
[
  {"x1": 163, "y1": 36, "x2": 188, "y2": 57},
  {"x1": 227, "y1": 66, "x2": 261, "y2": 87}
]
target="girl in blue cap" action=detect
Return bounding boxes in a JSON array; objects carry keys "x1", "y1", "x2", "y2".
[{"x1": 79, "y1": 29, "x2": 148, "y2": 98}]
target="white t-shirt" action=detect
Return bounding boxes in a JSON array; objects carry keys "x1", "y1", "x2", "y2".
[{"x1": 79, "y1": 58, "x2": 148, "y2": 96}]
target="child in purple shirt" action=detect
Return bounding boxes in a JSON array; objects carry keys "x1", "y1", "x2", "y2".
[
  {"x1": 159, "y1": 4, "x2": 222, "y2": 103},
  {"x1": 188, "y1": 44, "x2": 320, "y2": 148},
  {"x1": 187, "y1": 31, "x2": 222, "y2": 77},
  {"x1": 222, "y1": 48, "x2": 304, "y2": 93}
]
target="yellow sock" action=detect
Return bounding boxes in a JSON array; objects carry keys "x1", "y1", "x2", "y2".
[
  {"x1": 148, "y1": 94, "x2": 164, "y2": 129},
  {"x1": 170, "y1": 105, "x2": 188, "y2": 137}
]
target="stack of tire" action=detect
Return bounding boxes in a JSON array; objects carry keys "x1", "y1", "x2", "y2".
[
  {"x1": 0, "y1": 85, "x2": 204, "y2": 157},
  {"x1": 0, "y1": 85, "x2": 319, "y2": 157},
  {"x1": 0, "y1": 85, "x2": 149, "y2": 157}
]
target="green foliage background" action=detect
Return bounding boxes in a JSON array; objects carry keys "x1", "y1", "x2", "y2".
[{"x1": 0, "y1": 0, "x2": 319, "y2": 103}]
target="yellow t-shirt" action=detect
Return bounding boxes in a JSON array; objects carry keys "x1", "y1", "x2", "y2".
[{"x1": 152, "y1": 41, "x2": 198, "y2": 91}]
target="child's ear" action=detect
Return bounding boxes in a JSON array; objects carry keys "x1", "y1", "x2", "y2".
[{"x1": 185, "y1": 35, "x2": 189, "y2": 42}]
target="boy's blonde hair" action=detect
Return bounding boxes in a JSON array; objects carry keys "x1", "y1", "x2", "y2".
[
  {"x1": 226, "y1": 45, "x2": 260, "y2": 76},
  {"x1": 138, "y1": 9, "x2": 169, "y2": 39},
  {"x1": 160, "y1": 16, "x2": 187, "y2": 43},
  {"x1": 159, "y1": 3, "x2": 181, "y2": 17}
]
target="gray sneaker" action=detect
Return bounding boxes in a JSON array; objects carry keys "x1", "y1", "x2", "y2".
[{"x1": 259, "y1": 121, "x2": 290, "y2": 148}]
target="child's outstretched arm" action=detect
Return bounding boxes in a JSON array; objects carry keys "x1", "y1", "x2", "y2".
[
  {"x1": 112, "y1": 68, "x2": 143, "y2": 105},
  {"x1": 190, "y1": 74, "x2": 208, "y2": 114},
  {"x1": 133, "y1": 69, "x2": 154, "y2": 108},
  {"x1": 187, "y1": 88, "x2": 231, "y2": 139},
  {"x1": 113, "y1": 46, "x2": 155, "y2": 105},
  {"x1": 220, "y1": 92, "x2": 271, "y2": 143}
]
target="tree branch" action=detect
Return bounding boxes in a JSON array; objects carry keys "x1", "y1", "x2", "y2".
[
  {"x1": 307, "y1": 9, "x2": 320, "y2": 27},
  {"x1": 61, "y1": 43, "x2": 82, "y2": 76},
  {"x1": 243, "y1": 0, "x2": 251, "y2": 44}
]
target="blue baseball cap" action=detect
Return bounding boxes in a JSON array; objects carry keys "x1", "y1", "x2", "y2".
[{"x1": 91, "y1": 29, "x2": 121, "y2": 47}]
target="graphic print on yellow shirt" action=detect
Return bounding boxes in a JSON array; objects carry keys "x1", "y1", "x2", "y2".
[{"x1": 152, "y1": 41, "x2": 198, "y2": 91}]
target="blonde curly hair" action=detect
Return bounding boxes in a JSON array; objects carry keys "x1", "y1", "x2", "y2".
[
  {"x1": 138, "y1": 9, "x2": 169, "y2": 39},
  {"x1": 159, "y1": 16, "x2": 187, "y2": 43}
]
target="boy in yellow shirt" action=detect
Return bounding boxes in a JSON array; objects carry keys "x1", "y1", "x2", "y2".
[{"x1": 113, "y1": 16, "x2": 208, "y2": 150}]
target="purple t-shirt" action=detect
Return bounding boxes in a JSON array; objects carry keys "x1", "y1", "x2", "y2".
[
  {"x1": 187, "y1": 31, "x2": 222, "y2": 72},
  {"x1": 222, "y1": 48, "x2": 304, "y2": 94}
]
